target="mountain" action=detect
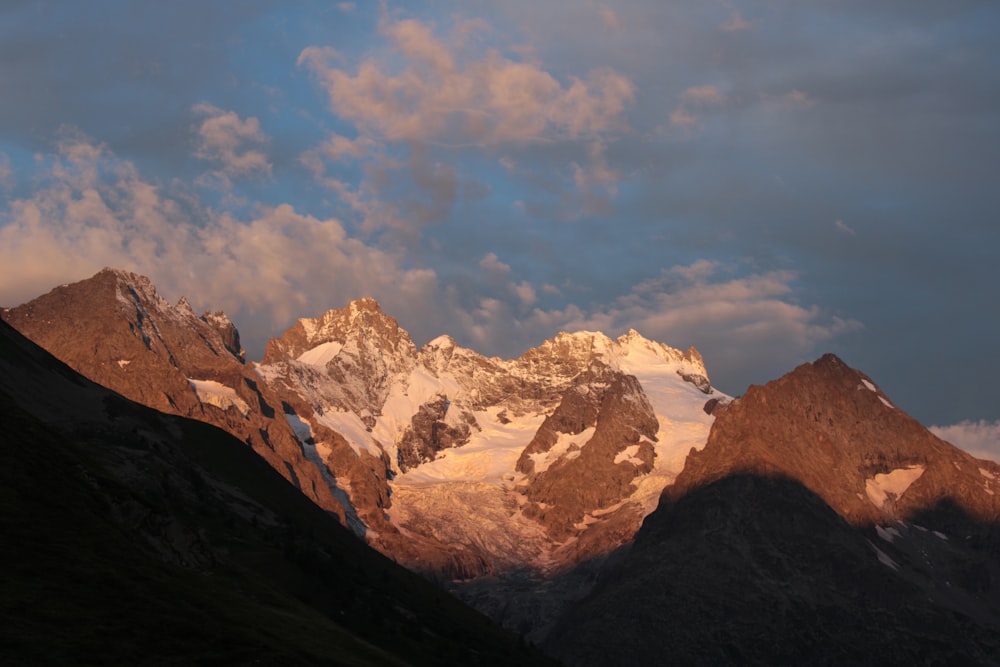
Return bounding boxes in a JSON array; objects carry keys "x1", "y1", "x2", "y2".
[
  {"x1": 543, "y1": 354, "x2": 1000, "y2": 665},
  {"x1": 1, "y1": 268, "x2": 348, "y2": 522},
  {"x1": 255, "y1": 301, "x2": 721, "y2": 581},
  {"x1": 11, "y1": 269, "x2": 999, "y2": 665},
  {"x1": 0, "y1": 317, "x2": 556, "y2": 666},
  {"x1": 4, "y1": 269, "x2": 727, "y2": 643}
]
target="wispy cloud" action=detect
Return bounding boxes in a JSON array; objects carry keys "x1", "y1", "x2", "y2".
[
  {"x1": 297, "y1": 12, "x2": 635, "y2": 230},
  {"x1": 930, "y1": 420, "x2": 1000, "y2": 464},
  {"x1": 192, "y1": 104, "x2": 271, "y2": 186},
  {"x1": 0, "y1": 133, "x2": 438, "y2": 349},
  {"x1": 670, "y1": 84, "x2": 727, "y2": 130},
  {"x1": 835, "y1": 219, "x2": 856, "y2": 235}
]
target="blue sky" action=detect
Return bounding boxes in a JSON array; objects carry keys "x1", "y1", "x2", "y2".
[{"x1": 1, "y1": 1, "x2": 998, "y2": 450}]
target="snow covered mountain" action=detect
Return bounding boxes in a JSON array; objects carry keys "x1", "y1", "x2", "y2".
[
  {"x1": 255, "y1": 297, "x2": 725, "y2": 579},
  {"x1": 6, "y1": 269, "x2": 1000, "y2": 663},
  {"x1": 2, "y1": 270, "x2": 727, "y2": 586}
]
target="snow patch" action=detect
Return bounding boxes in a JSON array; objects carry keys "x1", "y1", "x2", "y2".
[
  {"x1": 116, "y1": 359, "x2": 131, "y2": 368},
  {"x1": 878, "y1": 395, "x2": 894, "y2": 409},
  {"x1": 614, "y1": 443, "x2": 648, "y2": 466},
  {"x1": 865, "y1": 465, "x2": 925, "y2": 509},
  {"x1": 875, "y1": 525, "x2": 902, "y2": 543},
  {"x1": 860, "y1": 378, "x2": 877, "y2": 392},
  {"x1": 188, "y1": 379, "x2": 250, "y2": 416},
  {"x1": 395, "y1": 408, "x2": 545, "y2": 486},
  {"x1": 313, "y1": 409, "x2": 383, "y2": 458},
  {"x1": 871, "y1": 542, "x2": 900, "y2": 571},
  {"x1": 297, "y1": 341, "x2": 344, "y2": 366},
  {"x1": 531, "y1": 428, "x2": 594, "y2": 474},
  {"x1": 932, "y1": 530, "x2": 948, "y2": 541},
  {"x1": 980, "y1": 468, "x2": 996, "y2": 480}
]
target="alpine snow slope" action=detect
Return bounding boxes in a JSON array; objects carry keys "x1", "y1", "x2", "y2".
[{"x1": 255, "y1": 295, "x2": 724, "y2": 579}]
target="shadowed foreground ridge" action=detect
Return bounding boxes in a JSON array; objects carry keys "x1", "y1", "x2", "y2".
[
  {"x1": 545, "y1": 355, "x2": 1000, "y2": 666},
  {"x1": 0, "y1": 319, "x2": 555, "y2": 666}
]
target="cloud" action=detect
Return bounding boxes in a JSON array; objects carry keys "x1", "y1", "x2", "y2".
[
  {"x1": 479, "y1": 252, "x2": 511, "y2": 275},
  {"x1": 681, "y1": 85, "x2": 727, "y2": 106},
  {"x1": 298, "y1": 16, "x2": 634, "y2": 148},
  {"x1": 599, "y1": 6, "x2": 621, "y2": 32},
  {"x1": 435, "y1": 258, "x2": 862, "y2": 393},
  {"x1": 510, "y1": 280, "x2": 537, "y2": 308},
  {"x1": 0, "y1": 133, "x2": 438, "y2": 354},
  {"x1": 294, "y1": 12, "x2": 636, "y2": 230},
  {"x1": 930, "y1": 420, "x2": 1000, "y2": 464},
  {"x1": 192, "y1": 104, "x2": 271, "y2": 183},
  {"x1": 834, "y1": 219, "x2": 856, "y2": 235},
  {"x1": 670, "y1": 84, "x2": 727, "y2": 130},
  {"x1": 721, "y1": 10, "x2": 751, "y2": 32}
]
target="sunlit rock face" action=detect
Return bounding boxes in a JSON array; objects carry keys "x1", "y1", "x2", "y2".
[
  {"x1": 1, "y1": 268, "x2": 348, "y2": 522},
  {"x1": 668, "y1": 353, "x2": 1000, "y2": 527}
]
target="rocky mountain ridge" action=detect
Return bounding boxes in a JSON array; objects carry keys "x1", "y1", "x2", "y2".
[
  {"x1": 1, "y1": 268, "x2": 349, "y2": 522},
  {"x1": 7, "y1": 269, "x2": 1000, "y2": 664},
  {"x1": 2, "y1": 269, "x2": 722, "y2": 587}
]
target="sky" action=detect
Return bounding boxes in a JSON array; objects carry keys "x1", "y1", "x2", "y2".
[{"x1": 1, "y1": 1, "x2": 998, "y2": 456}]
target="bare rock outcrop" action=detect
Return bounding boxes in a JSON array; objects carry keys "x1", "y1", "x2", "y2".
[
  {"x1": 1, "y1": 268, "x2": 347, "y2": 522},
  {"x1": 666, "y1": 353, "x2": 1000, "y2": 527}
]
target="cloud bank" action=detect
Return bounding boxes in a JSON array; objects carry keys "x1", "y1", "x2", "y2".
[{"x1": 930, "y1": 421, "x2": 1000, "y2": 464}]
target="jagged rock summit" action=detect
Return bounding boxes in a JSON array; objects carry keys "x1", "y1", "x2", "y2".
[{"x1": 254, "y1": 297, "x2": 723, "y2": 575}]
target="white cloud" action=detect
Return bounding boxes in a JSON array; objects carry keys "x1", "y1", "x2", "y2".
[
  {"x1": 0, "y1": 133, "x2": 438, "y2": 355},
  {"x1": 835, "y1": 219, "x2": 856, "y2": 235},
  {"x1": 510, "y1": 280, "x2": 537, "y2": 308},
  {"x1": 192, "y1": 104, "x2": 271, "y2": 183},
  {"x1": 299, "y1": 16, "x2": 634, "y2": 147},
  {"x1": 479, "y1": 252, "x2": 511, "y2": 275},
  {"x1": 930, "y1": 420, "x2": 1000, "y2": 464},
  {"x1": 296, "y1": 13, "x2": 635, "y2": 229}
]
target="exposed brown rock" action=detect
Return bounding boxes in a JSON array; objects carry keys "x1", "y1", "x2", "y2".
[
  {"x1": 520, "y1": 370, "x2": 660, "y2": 541},
  {"x1": 397, "y1": 394, "x2": 473, "y2": 472},
  {"x1": 667, "y1": 353, "x2": 1000, "y2": 527},
  {"x1": 1, "y1": 268, "x2": 346, "y2": 523}
]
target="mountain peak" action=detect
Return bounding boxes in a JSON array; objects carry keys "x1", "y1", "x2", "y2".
[
  {"x1": 671, "y1": 353, "x2": 999, "y2": 527},
  {"x1": 348, "y1": 296, "x2": 381, "y2": 314}
]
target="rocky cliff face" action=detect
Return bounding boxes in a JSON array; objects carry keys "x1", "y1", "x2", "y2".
[
  {"x1": 1, "y1": 268, "x2": 347, "y2": 522},
  {"x1": 254, "y1": 305, "x2": 720, "y2": 581}
]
